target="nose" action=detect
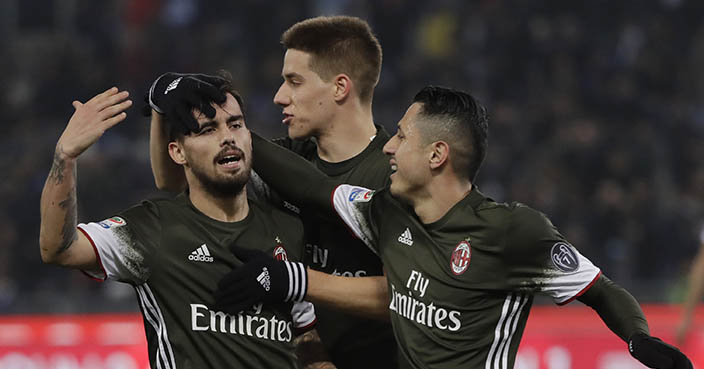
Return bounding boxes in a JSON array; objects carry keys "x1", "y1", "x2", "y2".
[
  {"x1": 220, "y1": 127, "x2": 237, "y2": 147},
  {"x1": 383, "y1": 137, "x2": 396, "y2": 156},
  {"x1": 273, "y1": 83, "x2": 289, "y2": 107}
]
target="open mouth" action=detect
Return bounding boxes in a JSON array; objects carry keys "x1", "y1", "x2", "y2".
[
  {"x1": 215, "y1": 151, "x2": 243, "y2": 169},
  {"x1": 282, "y1": 113, "x2": 293, "y2": 125}
]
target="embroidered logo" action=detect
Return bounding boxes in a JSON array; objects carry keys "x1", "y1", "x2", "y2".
[
  {"x1": 451, "y1": 240, "x2": 471, "y2": 275},
  {"x1": 550, "y1": 242, "x2": 579, "y2": 272},
  {"x1": 188, "y1": 244, "x2": 214, "y2": 263},
  {"x1": 164, "y1": 77, "x2": 182, "y2": 94},
  {"x1": 397, "y1": 228, "x2": 413, "y2": 246},
  {"x1": 257, "y1": 267, "x2": 271, "y2": 291},
  {"x1": 273, "y1": 237, "x2": 288, "y2": 261}
]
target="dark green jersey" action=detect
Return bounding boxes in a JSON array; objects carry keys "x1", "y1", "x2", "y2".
[
  {"x1": 78, "y1": 193, "x2": 316, "y2": 369},
  {"x1": 257, "y1": 126, "x2": 399, "y2": 368},
  {"x1": 331, "y1": 185, "x2": 601, "y2": 369}
]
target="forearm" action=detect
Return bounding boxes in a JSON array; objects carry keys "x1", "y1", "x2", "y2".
[
  {"x1": 39, "y1": 145, "x2": 78, "y2": 264},
  {"x1": 307, "y1": 270, "x2": 390, "y2": 321},
  {"x1": 294, "y1": 329, "x2": 336, "y2": 369},
  {"x1": 251, "y1": 133, "x2": 337, "y2": 212},
  {"x1": 577, "y1": 275, "x2": 649, "y2": 341},
  {"x1": 149, "y1": 112, "x2": 186, "y2": 191}
]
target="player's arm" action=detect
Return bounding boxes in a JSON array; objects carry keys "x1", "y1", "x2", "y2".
[
  {"x1": 149, "y1": 111, "x2": 186, "y2": 191},
  {"x1": 577, "y1": 276, "x2": 692, "y2": 368},
  {"x1": 508, "y1": 205, "x2": 692, "y2": 368},
  {"x1": 294, "y1": 329, "x2": 336, "y2": 369},
  {"x1": 251, "y1": 132, "x2": 337, "y2": 215},
  {"x1": 39, "y1": 88, "x2": 132, "y2": 271},
  {"x1": 576, "y1": 275, "x2": 649, "y2": 341},
  {"x1": 307, "y1": 270, "x2": 389, "y2": 321},
  {"x1": 214, "y1": 246, "x2": 390, "y2": 321},
  {"x1": 676, "y1": 238, "x2": 704, "y2": 345}
]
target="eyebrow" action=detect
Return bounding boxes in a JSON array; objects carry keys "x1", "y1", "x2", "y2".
[
  {"x1": 198, "y1": 114, "x2": 244, "y2": 130},
  {"x1": 283, "y1": 72, "x2": 303, "y2": 80}
]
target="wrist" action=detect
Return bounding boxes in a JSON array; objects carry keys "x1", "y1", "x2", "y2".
[
  {"x1": 285, "y1": 261, "x2": 308, "y2": 302},
  {"x1": 54, "y1": 143, "x2": 79, "y2": 162}
]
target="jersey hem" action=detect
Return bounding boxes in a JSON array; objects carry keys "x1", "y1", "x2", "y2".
[
  {"x1": 77, "y1": 226, "x2": 108, "y2": 282},
  {"x1": 557, "y1": 270, "x2": 602, "y2": 306}
]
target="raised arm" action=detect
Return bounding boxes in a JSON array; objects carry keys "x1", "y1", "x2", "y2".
[
  {"x1": 149, "y1": 111, "x2": 186, "y2": 191},
  {"x1": 251, "y1": 133, "x2": 338, "y2": 214},
  {"x1": 39, "y1": 87, "x2": 132, "y2": 270}
]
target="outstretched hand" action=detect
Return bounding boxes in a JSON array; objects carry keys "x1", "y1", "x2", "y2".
[
  {"x1": 213, "y1": 244, "x2": 308, "y2": 314},
  {"x1": 57, "y1": 87, "x2": 132, "y2": 159},
  {"x1": 629, "y1": 332, "x2": 693, "y2": 369}
]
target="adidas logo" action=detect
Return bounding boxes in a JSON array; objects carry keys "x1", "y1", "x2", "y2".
[
  {"x1": 164, "y1": 77, "x2": 182, "y2": 95},
  {"x1": 188, "y1": 244, "x2": 214, "y2": 263},
  {"x1": 257, "y1": 267, "x2": 271, "y2": 291},
  {"x1": 397, "y1": 228, "x2": 413, "y2": 246}
]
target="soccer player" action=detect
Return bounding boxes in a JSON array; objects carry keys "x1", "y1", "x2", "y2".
[
  {"x1": 676, "y1": 223, "x2": 704, "y2": 345},
  {"x1": 38, "y1": 85, "x2": 334, "y2": 368},
  {"x1": 148, "y1": 16, "x2": 400, "y2": 369},
  {"x1": 213, "y1": 86, "x2": 693, "y2": 369}
]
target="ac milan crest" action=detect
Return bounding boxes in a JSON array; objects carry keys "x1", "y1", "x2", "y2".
[
  {"x1": 451, "y1": 240, "x2": 472, "y2": 275},
  {"x1": 273, "y1": 237, "x2": 288, "y2": 261}
]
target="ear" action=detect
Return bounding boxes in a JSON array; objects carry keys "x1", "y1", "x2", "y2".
[
  {"x1": 429, "y1": 141, "x2": 450, "y2": 170},
  {"x1": 332, "y1": 74, "x2": 352, "y2": 102},
  {"x1": 168, "y1": 141, "x2": 188, "y2": 166}
]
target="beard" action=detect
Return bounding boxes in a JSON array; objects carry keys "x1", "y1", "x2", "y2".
[{"x1": 188, "y1": 147, "x2": 252, "y2": 198}]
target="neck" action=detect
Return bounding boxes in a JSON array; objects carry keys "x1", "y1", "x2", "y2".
[
  {"x1": 412, "y1": 177, "x2": 472, "y2": 224},
  {"x1": 187, "y1": 179, "x2": 250, "y2": 222},
  {"x1": 315, "y1": 103, "x2": 376, "y2": 163}
]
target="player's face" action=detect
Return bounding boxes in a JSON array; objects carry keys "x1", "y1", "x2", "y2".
[
  {"x1": 273, "y1": 49, "x2": 335, "y2": 140},
  {"x1": 383, "y1": 103, "x2": 433, "y2": 202},
  {"x1": 180, "y1": 93, "x2": 253, "y2": 196}
]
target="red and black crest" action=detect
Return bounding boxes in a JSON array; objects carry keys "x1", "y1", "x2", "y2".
[{"x1": 451, "y1": 240, "x2": 472, "y2": 275}]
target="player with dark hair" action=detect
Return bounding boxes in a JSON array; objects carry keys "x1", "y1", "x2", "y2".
[
  {"x1": 39, "y1": 82, "x2": 334, "y2": 368},
  {"x1": 213, "y1": 85, "x2": 693, "y2": 369},
  {"x1": 147, "y1": 16, "x2": 400, "y2": 369}
]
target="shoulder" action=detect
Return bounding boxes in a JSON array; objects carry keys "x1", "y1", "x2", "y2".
[
  {"x1": 271, "y1": 136, "x2": 317, "y2": 160},
  {"x1": 249, "y1": 197, "x2": 304, "y2": 229}
]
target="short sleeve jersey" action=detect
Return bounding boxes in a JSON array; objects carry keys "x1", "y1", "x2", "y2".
[
  {"x1": 77, "y1": 193, "x2": 315, "y2": 369},
  {"x1": 254, "y1": 126, "x2": 399, "y2": 368},
  {"x1": 331, "y1": 185, "x2": 601, "y2": 369}
]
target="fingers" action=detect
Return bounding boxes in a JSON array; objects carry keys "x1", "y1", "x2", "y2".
[
  {"x1": 184, "y1": 90, "x2": 216, "y2": 119},
  {"x1": 198, "y1": 83, "x2": 227, "y2": 106},
  {"x1": 102, "y1": 112, "x2": 128, "y2": 130},
  {"x1": 100, "y1": 99, "x2": 133, "y2": 120},
  {"x1": 72, "y1": 101, "x2": 83, "y2": 109},
  {"x1": 175, "y1": 105, "x2": 201, "y2": 133}
]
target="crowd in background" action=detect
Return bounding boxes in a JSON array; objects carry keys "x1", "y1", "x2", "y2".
[{"x1": 1, "y1": 0, "x2": 703, "y2": 313}]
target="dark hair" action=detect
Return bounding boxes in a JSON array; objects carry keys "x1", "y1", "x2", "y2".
[
  {"x1": 167, "y1": 71, "x2": 246, "y2": 141},
  {"x1": 281, "y1": 16, "x2": 382, "y2": 104},
  {"x1": 413, "y1": 86, "x2": 489, "y2": 182}
]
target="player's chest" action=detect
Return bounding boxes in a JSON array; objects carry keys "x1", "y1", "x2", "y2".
[
  {"x1": 378, "y1": 222, "x2": 506, "y2": 297},
  {"x1": 153, "y1": 220, "x2": 301, "y2": 284}
]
